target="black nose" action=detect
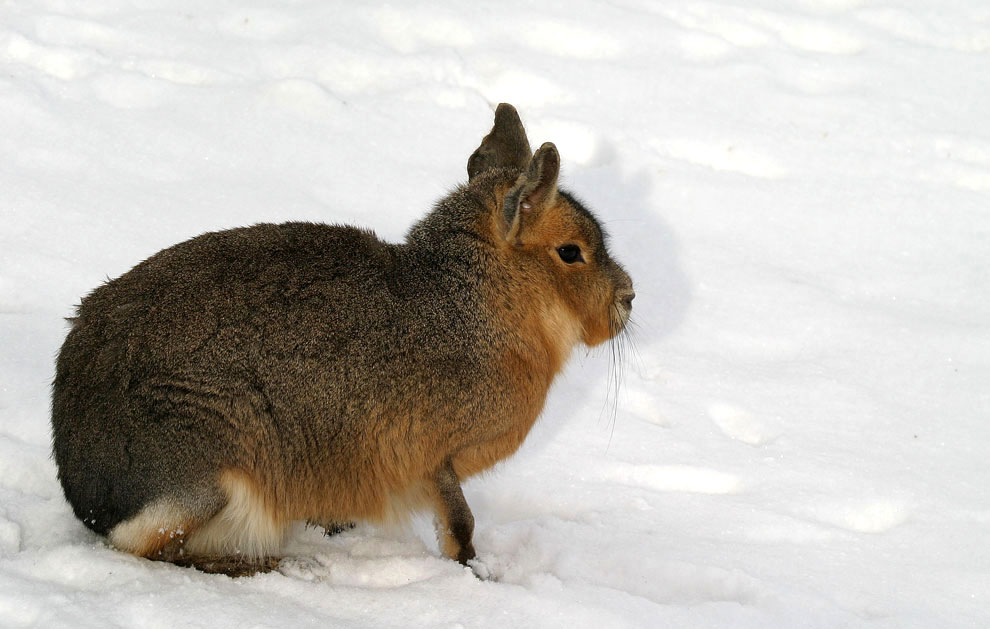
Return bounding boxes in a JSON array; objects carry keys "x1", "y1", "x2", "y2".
[{"x1": 621, "y1": 291, "x2": 635, "y2": 310}]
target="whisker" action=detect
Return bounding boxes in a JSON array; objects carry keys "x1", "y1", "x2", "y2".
[
  {"x1": 624, "y1": 315, "x2": 654, "y2": 337},
  {"x1": 595, "y1": 300, "x2": 638, "y2": 452},
  {"x1": 599, "y1": 312, "x2": 615, "y2": 414},
  {"x1": 605, "y1": 303, "x2": 627, "y2": 451},
  {"x1": 623, "y1": 318, "x2": 646, "y2": 377}
]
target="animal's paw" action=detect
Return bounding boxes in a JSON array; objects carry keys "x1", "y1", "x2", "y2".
[
  {"x1": 321, "y1": 522, "x2": 356, "y2": 537},
  {"x1": 304, "y1": 520, "x2": 356, "y2": 537}
]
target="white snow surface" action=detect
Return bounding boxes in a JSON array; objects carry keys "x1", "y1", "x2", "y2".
[{"x1": 2, "y1": 1, "x2": 989, "y2": 627}]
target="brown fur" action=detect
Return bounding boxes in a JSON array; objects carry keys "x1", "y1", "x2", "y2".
[{"x1": 50, "y1": 104, "x2": 634, "y2": 576}]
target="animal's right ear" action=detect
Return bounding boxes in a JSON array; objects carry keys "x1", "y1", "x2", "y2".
[
  {"x1": 467, "y1": 103, "x2": 532, "y2": 181},
  {"x1": 501, "y1": 142, "x2": 560, "y2": 246}
]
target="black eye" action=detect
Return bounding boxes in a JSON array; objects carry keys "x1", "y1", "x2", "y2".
[{"x1": 556, "y1": 245, "x2": 584, "y2": 264}]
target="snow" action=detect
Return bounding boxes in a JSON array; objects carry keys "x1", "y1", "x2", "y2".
[{"x1": 2, "y1": 0, "x2": 989, "y2": 626}]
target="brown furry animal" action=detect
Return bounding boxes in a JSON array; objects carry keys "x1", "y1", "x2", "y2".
[{"x1": 51, "y1": 104, "x2": 635, "y2": 576}]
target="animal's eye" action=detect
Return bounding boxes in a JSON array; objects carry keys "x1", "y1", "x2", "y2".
[{"x1": 556, "y1": 245, "x2": 584, "y2": 264}]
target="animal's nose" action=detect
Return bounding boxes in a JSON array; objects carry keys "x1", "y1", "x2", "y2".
[{"x1": 620, "y1": 290, "x2": 635, "y2": 310}]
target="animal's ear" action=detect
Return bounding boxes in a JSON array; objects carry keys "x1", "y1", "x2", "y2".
[
  {"x1": 467, "y1": 103, "x2": 532, "y2": 181},
  {"x1": 502, "y1": 142, "x2": 560, "y2": 245}
]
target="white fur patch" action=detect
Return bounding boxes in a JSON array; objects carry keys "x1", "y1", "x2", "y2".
[
  {"x1": 541, "y1": 300, "x2": 583, "y2": 362},
  {"x1": 108, "y1": 499, "x2": 189, "y2": 556},
  {"x1": 183, "y1": 473, "x2": 286, "y2": 559}
]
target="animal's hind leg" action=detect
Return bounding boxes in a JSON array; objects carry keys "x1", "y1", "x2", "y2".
[
  {"x1": 114, "y1": 505, "x2": 279, "y2": 576},
  {"x1": 107, "y1": 471, "x2": 286, "y2": 577},
  {"x1": 107, "y1": 489, "x2": 224, "y2": 563}
]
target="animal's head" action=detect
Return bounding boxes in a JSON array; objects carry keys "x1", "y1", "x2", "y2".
[{"x1": 467, "y1": 104, "x2": 634, "y2": 348}]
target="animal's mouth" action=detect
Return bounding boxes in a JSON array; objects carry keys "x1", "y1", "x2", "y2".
[
  {"x1": 609, "y1": 300, "x2": 632, "y2": 337},
  {"x1": 613, "y1": 289, "x2": 635, "y2": 329}
]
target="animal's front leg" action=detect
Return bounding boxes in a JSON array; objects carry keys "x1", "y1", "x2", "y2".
[{"x1": 430, "y1": 459, "x2": 476, "y2": 565}]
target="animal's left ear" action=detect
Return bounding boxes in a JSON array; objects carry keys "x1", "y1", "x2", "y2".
[
  {"x1": 503, "y1": 142, "x2": 560, "y2": 245},
  {"x1": 467, "y1": 103, "x2": 532, "y2": 181}
]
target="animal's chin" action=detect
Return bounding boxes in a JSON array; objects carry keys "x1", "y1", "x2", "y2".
[
  {"x1": 582, "y1": 312, "x2": 629, "y2": 347},
  {"x1": 580, "y1": 326, "x2": 609, "y2": 347}
]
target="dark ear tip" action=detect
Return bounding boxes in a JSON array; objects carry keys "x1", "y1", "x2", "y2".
[
  {"x1": 495, "y1": 103, "x2": 519, "y2": 116},
  {"x1": 536, "y1": 142, "x2": 559, "y2": 164},
  {"x1": 493, "y1": 103, "x2": 522, "y2": 128}
]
